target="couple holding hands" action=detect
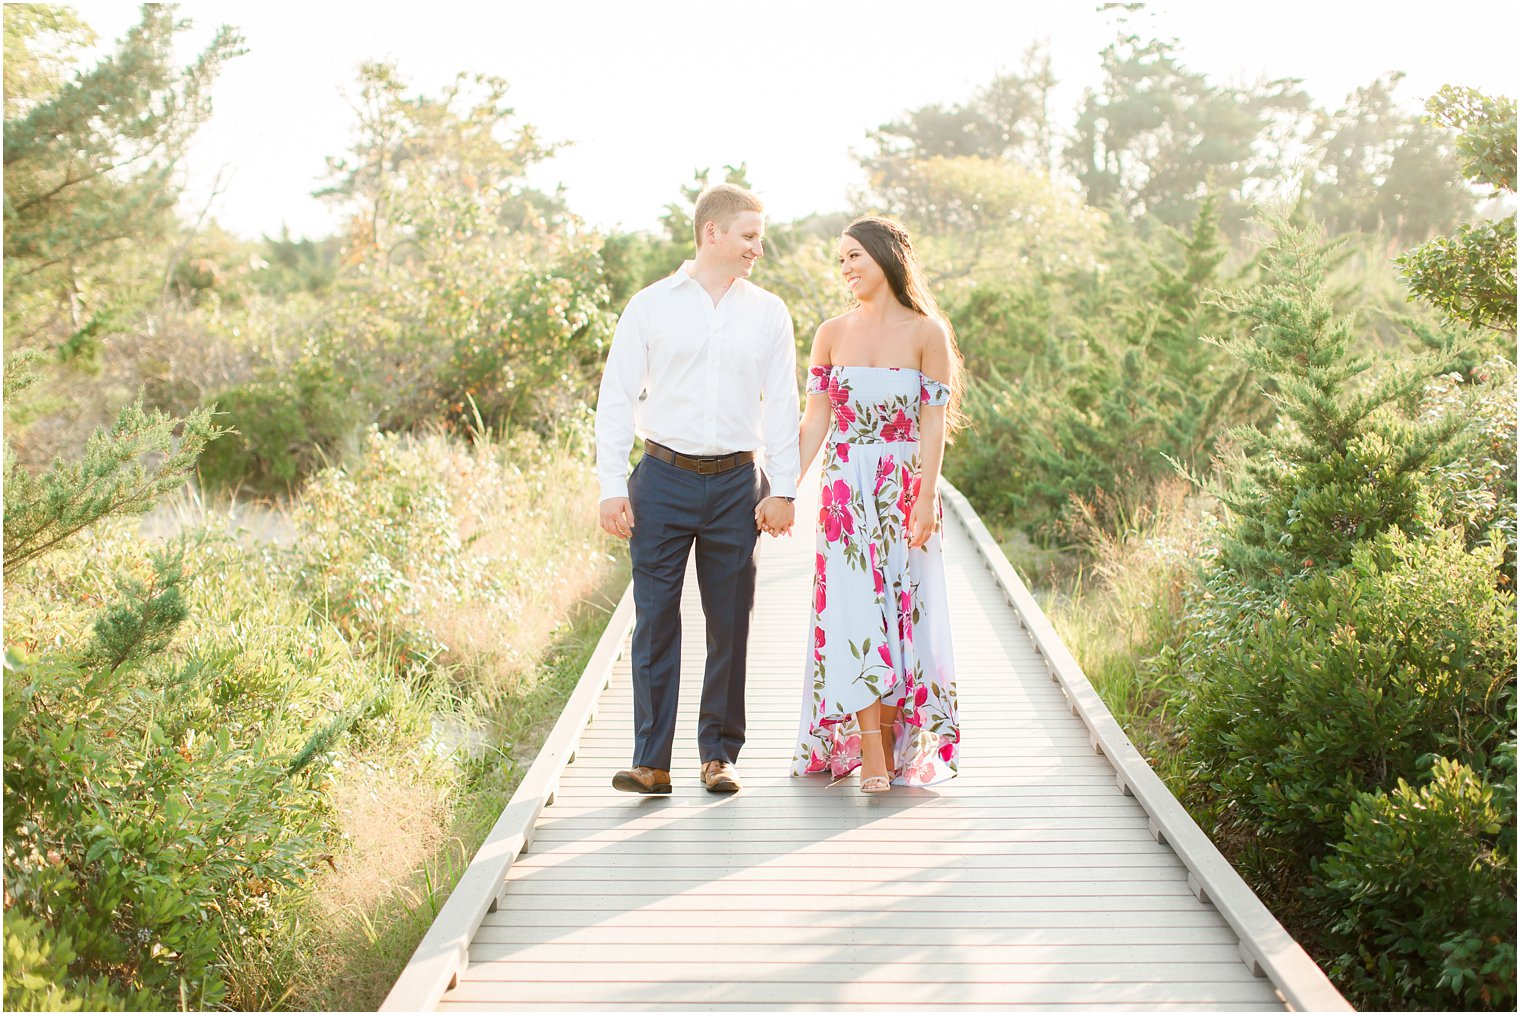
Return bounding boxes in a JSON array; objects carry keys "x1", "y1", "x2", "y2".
[{"x1": 595, "y1": 184, "x2": 962, "y2": 797}]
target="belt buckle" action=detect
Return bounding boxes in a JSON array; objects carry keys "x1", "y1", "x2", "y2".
[{"x1": 697, "y1": 458, "x2": 719, "y2": 475}]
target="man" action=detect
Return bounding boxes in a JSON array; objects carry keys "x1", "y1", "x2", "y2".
[{"x1": 596, "y1": 184, "x2": 799, "y2": 795}]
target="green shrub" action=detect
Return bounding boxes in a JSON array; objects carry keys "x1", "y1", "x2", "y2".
[
  {"x1": 2, "y1": 547, "x2": 327, "y2": 1009},
  {"x1": 198, "y1": 359, "x2": 362, "y2": 494},
  {"x1": 1180, "y1": 526, "x2": 1515, "y2": 881},
  {"x1": 1313, "y1": 754, "x2": 1516, "y2": 1010},
  {"x1": 2, "y1": 913, "x2": 148, "y2": 1011}
]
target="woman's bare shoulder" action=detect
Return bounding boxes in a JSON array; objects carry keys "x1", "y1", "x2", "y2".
[{"x1": 912, "y1": 313, "x2": 953, "y2": 351}]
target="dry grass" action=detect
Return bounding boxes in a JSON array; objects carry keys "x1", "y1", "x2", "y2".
[{"x1": 1039, "y1": 479, "x2": 1222, "y2": 788}]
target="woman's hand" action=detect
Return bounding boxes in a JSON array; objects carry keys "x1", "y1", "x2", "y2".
[{"x1": 907, "y1": 493, "x2": 938, "y2": 549}]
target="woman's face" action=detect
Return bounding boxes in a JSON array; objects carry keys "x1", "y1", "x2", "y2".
[{"x1": 838, "y1": 233, "x2": 887, "y2": 301}]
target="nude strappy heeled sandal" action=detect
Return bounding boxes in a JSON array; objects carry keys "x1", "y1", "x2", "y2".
[{"x1": 858, "y1": 728, "x2": 891, "y2": 794}]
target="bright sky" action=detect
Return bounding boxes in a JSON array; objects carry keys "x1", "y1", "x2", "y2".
[{"x1": 64, "y1": 0, "x2": 1520, "y2": 240}]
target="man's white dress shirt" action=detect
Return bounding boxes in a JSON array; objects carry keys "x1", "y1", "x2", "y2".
[{"x1": 596, "y1": 261, "x2": 801, "y2": 502}]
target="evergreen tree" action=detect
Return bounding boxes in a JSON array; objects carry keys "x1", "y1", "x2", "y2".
[
  {"x1": 1203, "y1": 218, "x2": 1472, "y2": 583},
  {"x1": 2, "y1": 4, "x2": 243, "y2": 355}
]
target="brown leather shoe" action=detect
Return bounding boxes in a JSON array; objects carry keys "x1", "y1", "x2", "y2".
[
  {"x1": 612, "y1": 766, "x2": 671, "y2": 794},
  {"x1": 701, "y1": 760, "x2": 741, "y2": 793}
]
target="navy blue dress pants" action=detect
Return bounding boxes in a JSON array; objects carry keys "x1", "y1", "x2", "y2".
[{"x1": 626, "y1": 453, "x2": 768, "y2": 771}]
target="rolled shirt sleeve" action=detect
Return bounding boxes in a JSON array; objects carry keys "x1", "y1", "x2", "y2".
[
  {"x1": 595, "y1": 296, "x2": 647, "y2": 501},
  {"x1": 759, "y1": 299, "x2": 801, "y2": 499}
]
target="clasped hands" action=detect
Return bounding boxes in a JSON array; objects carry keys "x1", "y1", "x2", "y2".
[{"x1": 754, "y1": 496, "x2": 794, "y2": 537}]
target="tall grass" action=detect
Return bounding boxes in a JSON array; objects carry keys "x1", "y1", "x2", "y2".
[
  {"x1": 1008, "y1": 481, "x2": 1221, "y2": 790},
  {"x1": 2, "y1": 421, "x2": 623, "y2": 1011}
]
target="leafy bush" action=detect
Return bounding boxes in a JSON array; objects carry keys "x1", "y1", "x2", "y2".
[
  {"x1": 949, "y1": 198, "x2": 1266, "y2": 536},
  {"x1": 1181, "y1": 527, "x2": 1515, "y2": 872},
  {"x1": 1313, "y1": 754, "x2": 1516, "y2": 1010},
  {"x1": 198, "y1": 358, "x2": 363, "y2": 494},
  {"x1": 3, "y1": 545, "x2": 327, "y2": 1009}
]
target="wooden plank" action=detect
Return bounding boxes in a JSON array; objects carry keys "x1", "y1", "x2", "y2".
[
  {"x1": 475, "y1": 908, "x2": 1238, "y2": 931},
  {"x1": 466, "y1": 942, "x2": 1248, "y2": 964},
  {"x1": 470, "y1": 925, "x2": 1243, "y2": 946},
  {"x1": 460, "y1": 959, "x2": 1265, "y2": 983},
  {"x1": 440, "y1": 981, "x2": 1283, "y2": 1005},
  {"x1": 439, "y1": 1004, "x2": 1278, "y2": 1013},
  {"x1": 487, "y1": 894, "x2": 1213, "y2": 912},
  {"x1": 512, "y1": 847, "x2": 1180, "y2": 865}
]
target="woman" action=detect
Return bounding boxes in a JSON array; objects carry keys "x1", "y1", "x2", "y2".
[{"x1": 788, "y1": 216, "x2": 964, "y2": 793}]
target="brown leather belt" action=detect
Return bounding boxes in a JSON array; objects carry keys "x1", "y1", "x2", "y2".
[{"x1": 643, "y1": 440, "x2": 755, "y2": 476}]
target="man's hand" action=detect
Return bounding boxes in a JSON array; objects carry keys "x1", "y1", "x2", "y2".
[
  {"x1": 599, "y1": 497, "x2": 636, "y2": 539},
  {"x1": 755, "y1": 497, "x2": 795, "y2": 537}
]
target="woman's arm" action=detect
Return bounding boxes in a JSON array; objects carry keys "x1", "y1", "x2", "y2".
[
  {"x1": 909, "y1": 319, "x2": 954, "y2": 549},
  {"x1": 796, "y1": 320, "x2": 835, "y2": 484}
]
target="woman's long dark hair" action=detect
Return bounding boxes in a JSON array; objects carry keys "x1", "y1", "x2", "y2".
[{"x1": 843, "y1": 215, "x2": 968, "y2": 440}]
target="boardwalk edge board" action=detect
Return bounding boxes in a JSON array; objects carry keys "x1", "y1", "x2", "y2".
[
  {"x1": 379, "y1": 584, "x2": 637, "y2": 1012},
  {"x1": 937, "y1": 482, "x2": 1351, "y2": 1013}
]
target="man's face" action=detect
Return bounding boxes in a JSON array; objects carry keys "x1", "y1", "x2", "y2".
[{"x1": 710, "y1": 210, "x2": 765, "y2": 277}]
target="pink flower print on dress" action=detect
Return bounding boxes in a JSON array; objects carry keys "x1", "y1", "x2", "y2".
[
  {"x1": 904, "y1": 759, "x2": 936, "y2": 784},
  {"x1": 828, "y1": 376, "x2": 857, "y2": 433},
  {"x1": 897, "y1": 465, "x2": 916, "y2": 522},
  {"x1": 898, "y1": 589, "x2": 914, "y2": 643},
  {"x1": 806, "y1": 746, "x2": 828, "y2": 773},
  {"x1": 835, "y1": 442, "x2": 850, "y2": 462},
  {"x1": 820, "y1": 480, "x2": 855, "y2": 543},
  {"x1": 905, "y1": 681, "x2": 929, "y2": 725},
  {"x1": 832, "y1": 733, "x2": 863, "y2": 776},
  {"x1": 813, "y1": 624, "x2": 826, "y2": 661},
  {"x1": 873, "y1": 454, "x2": 896, "y2": 495},
  {"x1": 814, "y1": 553, "x2": 828, "y2": 613},
  {"x1": 881, "y1": 408, "x2": 914, "y2": 443},
  {"x1": 939, "y1": 741, "x2": 956, "y2": 762},
  {"x1": 877, "y1": 642, "x2": 892, "y2": 669},
  {"x1": 868, "y1": 543, "x2": 885, "y2": 595}
]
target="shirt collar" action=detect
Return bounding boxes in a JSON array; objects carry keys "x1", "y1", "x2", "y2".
[
  {"x1": 665, "y1": 261, "x2": 698, "y2": 290},
  {"x1": 665, "y1": 260, "x2": 747, "y2": 295}
]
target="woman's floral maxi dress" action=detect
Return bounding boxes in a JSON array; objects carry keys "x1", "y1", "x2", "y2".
[{"x1": 790, "y1": 365, "x2": 961, "y2": 787}]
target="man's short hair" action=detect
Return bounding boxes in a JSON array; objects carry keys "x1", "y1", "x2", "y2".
[{"x1": 693, "y1": 184, "x2": 764, "y2": 248}]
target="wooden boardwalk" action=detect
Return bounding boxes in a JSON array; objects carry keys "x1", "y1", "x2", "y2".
[{"x1": 384, "y1": 481, "x2": 1349, "y2": 1012}]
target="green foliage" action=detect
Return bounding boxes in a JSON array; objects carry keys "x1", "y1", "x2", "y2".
[
  {"x1": 949, "y1": 197, "x2": 1263, "y2": 535},
  {"x1": 1181, "y1": 528, "x2": 1514, "y2": 865},
  {"x1": 1066, "y1": 32, "x2": 1310, "y2": 230},
  {"x1": 3, "y1": 913, "x2": 147, "y2": 1011},
  {"x1": 2, "y1": 5, "x2": 243, "y2": 352},
  {"x1": 884, "y1": 156, "x2": 1107, "y2": 293},
  {"x1": 1425, "y1": 85, "x2": 1518, "y2": 192},
  {"x1": 860, "y1": 45, "x2": 1059, "y2": 188},
  {"x1": 1421, "y1": 359, "x2": 1519, "y2": 578},
  {"x1": 2, "y1": 549, "x2": 326, "y2": 1009},
  {"x1": 197, "y1": 359, "x2": 362, "y2": 494},
  {"x1": 315, "y1": 62, "x2": 612, "y2": 433},
  {"x1": 1300, "y1": 73, "x2": 1472, "y2": 243},
  {"x1": 1203, "y1": 219, "x2": 1471, "y2": 583},
  {"x1": 1397, "y1": 88, "x2": 1517, "y2": 335},
  {"x1": 1313, "y1": 754, "x2": 1516, "y2": 1011},
  {"x1": 1172, "y1": 207, "x2": 1516, "y2": 1008},
  {"x1": 1398, "y1": 219, "x2": 1517, "y2": 334},
  {"x1": 3, "y1": 397, "x2": 225, "y2": 576}
]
